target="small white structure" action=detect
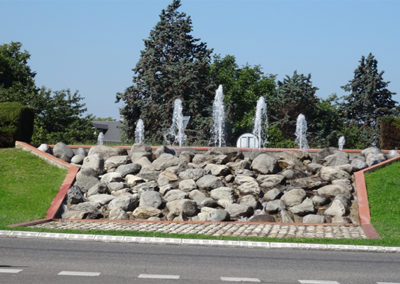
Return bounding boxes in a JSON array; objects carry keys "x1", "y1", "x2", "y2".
[{"x1": 236, "y1": 133, "x2": 259, "y2": 148}]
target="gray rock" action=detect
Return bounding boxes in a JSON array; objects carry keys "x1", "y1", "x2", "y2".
[
  {"x1": 226, "y1": 159, "x2": 251, "y2": 171},
  {"x1": 67, "y1": 185, "x2": 84, "y2": 205},
  {"x1": 75, "y1": 148, "x2": 87, "y2": 157},
  {"x1": 178, "y1": 151, "x2": 194, "y2": 163},
  {"x1": 38, "y1": 143, "x2": 51, "y2": 153},
  {"x1": 107, "y1": 182, "x2": 127, "y2": 192},
  {"x1": 139, "y1": 191, "x2": 162, "y2": 208},
  {"x1": 251, "y1": 153, "x2": 280, "y2": 174},
  {"x1": 210, "y1": 187, "x2": 235, "y2": 202},
  {"x1": 153, "y1": 146, "x2": 176, "y2": 159},
  {"x1": 74, "y1": 172, "x2": 99, "y2": 193},
  {"x1": 131, "y1": 143, "x2": 152, "y2": 154},
  {"x1": 351, "y1": 158, "x2": 368, "y2": 171},
  {"x1": 152, "y1": 153, "x2": 180, "y2": 171},
  {"x1": 239, "y1": 194, "x2": 258, "y2": 209},
  {"x1": 312, "y1": 195, "x2": 330, "y2": 206},
  {"x1": 317, "y1": 184, "x2": 351, "y2": 198},
  {"x1": 157, "y1": 170, "x2": 179, "y2": 187},
  {"x1": 248, "y1": 214, "x2": 275, "y2": 222},
  {"x1": 224, "y1": 174, "x2": 235, "y2": 183},
  {"x1": 257, "y1": 174, "x2": 285, "y2": 189},
  {"x1": 324, "y1": 151, "x2": 349, "y2": 166},
  {"x1": 303, "y1": 214, "x2": 325, "y2": 223},
  {"x1": 200, "y1": 198, "x2": 219, "y2": 208},
  {"x1": 210, "y1": 209, "x2": 230, "y2": 221},
  {"x1": 280, "y1": 209, "x2": 294, "y2": 223},
  {"x1": 212, "y1": 154, "x2": 229, "y2": 164},
  {"x1": 204, "y1": 164, "x2": 230, "y2": 176},
  {"x1": 281, "y1": 188, "x2": 306, "y2": 207},
  {"x1": 366, "y1": 153, "x2": 386, "y2": 167},
  {"x1": 132, "y1": 206, "x2": 162, "y2": 219},
  {"x1": 179, "y1": 179, "x2": 197, "y2": 192},
  {"x1": 192, "y1": 153, "x2": 213, "y2": 164},
  {"x1": 81, "y1": 154, "x2": 104, "y2": 176},
  {"x1": 87, "y1": 194, "x2": 115, "y2": 205},
  {"x1": 166, "y1": 199, "x2": 198, "y2": 219},
  {"x1": 196, "y1": 175, "x2": 224, "y2": 191},
  {"x1": 164, "y1": 190, "x2": 188, "y2": 202},
  {"x1": 289, "y1": 198, "x2": 315, "y2": 216},
  {"x1": 65, "y1": 202, "x2": 102, "y2": 219},
  {"x1": 193, "y1": 207, "x2": 218, "y2": 221},
  {"x1": 235, "y1": 175, "x2": 261, "y2": 196},
  {"x1": 263, "y1": 188, "x2": 282, "y2": 201},
  {"x1": 101, "y1": 172, "x2": 123, "y2": 184},
  {"x1": 264, "y1": 200, "x2": 285, "y2": 213},
  {"x1": 132, "y1": 181, "x2": 158, "y2": 194},
  {"x1": 387, "y1": 150, "x2": 400, "y2": 159},
  {"x1": 137, "y1": 169, "x2": 161, "y2": 181},
  {"x1": 217, "y1": 148, "x2": 244, "y2": 162},
  {"x1": 324, "y1": 198, "x2": 347, "y2": 217},
  {"x1": 108, "y1": 208, "x2": 129, "y2": 220},
  {"x1": 332, "y1": 179, "x2": 353, "y2": 192},
  {"x1": 104, "y1": 155, "x2": 130, "y2": 171},
  {"x1": 53, "y1": 142, "x2": 74, "y2": 162},
  {"x1": 319, "y1": 166, "x2": 350, "y2": 181},
  {"x1": 306, "y1": 163, "x2": 323, "y2": 174},
  {"x1": 87, "y1": 182, "x2": 108, "y2": 197},
  {"x1": 289, "y1": 176, "x2": 327, "y2": 190},
  {"x1": 88, "y1": 145, "x2": 126, "y2": 160},
  {"x1": 125, "y1": 175, "x2": 145, "y2": 187},
  {"x1": 235, "y1": 169, "x2": 255, "y2": 177},
  {"x1": 71, "y1": 155, "x2": 85, "y2": 165},
  {"x1": 115, "y1": 163, "x2": 141, "y2": 177},
  {"x1": 189, "y1": 190, "x2": 207, "y2": 204},
  {"x1": 225, "y1": 204, "x2": 254, "y2": 219},
  {"x1": 179, "y1": 168, "x2": 208, "y2": 181},
  {"x1": 134, "y1": 156, "x2": 153, "y2": 169},
  {"x1": 108, "y1": 194, "x2": 139, "y2": 211},
  {"x1": 280, "y1": 169, "x2": 307, "y2": 180}
]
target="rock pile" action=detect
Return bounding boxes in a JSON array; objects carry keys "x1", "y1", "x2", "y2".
[{"x1": 40, "y1": 143, "x2": 398, "y2": 224}]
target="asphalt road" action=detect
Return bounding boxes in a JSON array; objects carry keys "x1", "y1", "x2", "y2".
[{"x1": 0, "y1": 237, "x2": 399, "y2": 284}]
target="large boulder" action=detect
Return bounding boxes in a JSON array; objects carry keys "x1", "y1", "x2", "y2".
[
  {"x1": 263, "y1": 188, "x2": 282, "y2": 201},
  {"x1": 257, "y1": 174, "x2": 285, "y2": 189},
  {"x1": 67, "y1": 185, "x2": 84, "y2": 205},
  {"x1": 179, "y1": 168, "x2": 208, "y2": 181},
  {"x1": 88, "y1": 145, "x2": 126, "y2": 160},
  {"x1": 139, "y1": 191, "x2": 162, "y2": 208},
  {"x1": 178, "y1": 179, "x2": 197, "y2": 192},
  {"x1": 101, "y1": 172, "x2": 123, "y2": 184},
  {"x1": 74, "y1": 172, "x2": 99, "y2": 193},
  {"x1": 104, "y1": 155, "x2": 130, "y2": 171},
  {"x1": 210, "y1": 209, "x2": 230, "y2": 221},
  {"x1": 281, "y1": 188, "x2": 306, "y2": 207},
  {"x1": 164, "y1": 190, "x2": 188, "y2": 202},
  {"x1": 81, "y1": 154, "x2": 104, "y2": 176},
  {"x1": 264, "y1": 200, "x2": 285, "y2": 213},
  {"x1": 235, "y1": 175, "x2": 260, "y2": 196},
  {"x1": 115, "y1": 163, "x2": 142, "y2": 177},
  {"x1": 288, "y1": 198, "x2": 315, "y2": 216},
  {"x1": 225, "y1": 204, "x2": 254, "y2": 219},
  {"x1": 317, "y1": 184, "x2": 351, "y2": 198},
  {"x1": 196, "y1": 175, "x2": 224, "y2": 191},
  {"x1": 157, "y1": 170, "x2": 179, "y2": 187},
  {"x1": 324, "y1": 151, "x2": 349, "y2": 166},
  {"x1": 64, "y1": 202, "x2": 102, "y2": 219},
  {"x1": 53, "y1": 142, "x2": 74, "y2": 162},
  {"x1": 108, "y1": 208, "x2": 129, "y2": 220},
  {"x1": 324, "y1": 198, "x2": 347, "y2": 217},
  {"x1": 132, "y1": 206, "x2": 162, "y2": 219},
  {"x1": 152, "y1": 153, "x2": 180, "y2": 171},
  {"x1": 251, "y1": 153, "x2": 280, "y2": 174},
  {"x1": 289, "y1": 176, "x2": 327, "y2": 190},
  {"x1": 108, "y1": 194, "x2": 139, "y2": 211},
  {"x1": 210, "y1": 187, "x2": 235, "y2": 203},
  {"x1": 132, "y1": 181, "x2": 158, "y2": 194},
  {"x1": 204, "y1": 164, "x2": 230, "y2": 176},
  {"x1": 71, "y1": 155, "x2": 85, "y2": 165},
  {"x1": 87, "y1": 194, "x2": 115, "y2": 206},
  {"x1": 153, "y1": 146, "x2": 176, "y2": 159},
  {"x1": 319, "y1": 166, "x2": 350, "y2": 181},
  {"x1": 303, "y1": 214, "x2": 326, "y2": 223},
  {"x1": 87, "y1": 182, "x2": 108, "y2": 197},
  {"x1": 189, "y1": 190, "x2": 207, "y2": 205},
  {"x1": 166, "y1": 199, "x2": 198, "y2": 219}
]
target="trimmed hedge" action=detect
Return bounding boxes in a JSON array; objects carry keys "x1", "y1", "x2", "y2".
[
  {"x1": 380, "y1": 116, "x2": 400, "y2": 150},
  {"x1": 0, "y1": 102, "x2": 34, "y2": 147}
]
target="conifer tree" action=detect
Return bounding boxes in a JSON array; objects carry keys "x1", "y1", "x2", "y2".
[
  {"x1": 341, "y1": 53, "x2": 397, "y2": 146},
  {"x1": 116, "y1": 0, "x2": 214, "y2": 144}
]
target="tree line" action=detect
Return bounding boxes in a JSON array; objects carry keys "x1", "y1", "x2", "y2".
[
  {"x1": 1, "y1": 0, "x2": 398, "y2": 148},
  {"x1": 117, "y1": 0, "x2": 398, "y2": 149}
]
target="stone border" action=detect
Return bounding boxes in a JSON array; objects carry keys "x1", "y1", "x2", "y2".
[{"x1": 12, "y1": 142, "x2": 398, "y2": 240}]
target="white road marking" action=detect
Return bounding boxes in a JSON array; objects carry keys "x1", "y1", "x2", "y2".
[
  {"x1": 221, "y1": 276, "x2": 261, "y2": 282},
  {"x1": 58, "y1": 271, "x2": 100, "y2": 277},
  {"x1": 138, "y1": 274, "x2": 180, "y2": 280},
  {"x1": 299, "y1": 281, "x2": 340, "y2": 284},
  {"x1": 0, "y1": 268, "x2": 23, "y2": 274}
]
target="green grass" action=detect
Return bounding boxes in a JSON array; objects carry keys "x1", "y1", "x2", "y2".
[
  {"x1": 1, "y1": 148, "x2": 400, "y2": 247},
  {"x1": 365, "y1": 161, "x2": 400, "y2": 241},
  {"x1": 0, "y1": 148, "x2": 67, "y2": 229}
]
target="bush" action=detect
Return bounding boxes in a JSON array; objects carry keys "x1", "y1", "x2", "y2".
[
  {"x1": 0, "y1": 102, "x2": 34, "y2": 147},
  {"x1": 380, "y1": 116, "x2": 400, "y2": 149}
]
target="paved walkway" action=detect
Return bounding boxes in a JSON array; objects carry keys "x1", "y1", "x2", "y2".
[{"x1": 29, "y1": 220, "x2": 367, "y2": 239}]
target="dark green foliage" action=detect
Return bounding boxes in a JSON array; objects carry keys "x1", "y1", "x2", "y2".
[
  {"x1": 210, "y1": 55, "x2": 276, "y2": 145},
  {"x1": 341, "y1": 53, "x2": 398, "y2": 147},
  {"x1": 379, "y1": 116, "x2": 400, "y2": 149},
  {"x1": 31, "y1": 88, "x2": 95, "y2": 145},
  {"x1": 0, "y1": 42, "x2": 37, "y2": 104},
  {"x1": 274, "y1": 71, "x2": 319, "y2": 141},
  {"x1": 0, "y1": 102, "x2": 34, "y2": 147},
  {"x1": 117, "y1": 0, "x2": 214, "y2": 145}
]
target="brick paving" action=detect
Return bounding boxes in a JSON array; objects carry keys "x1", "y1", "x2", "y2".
[{"x1": 29, "y1": 220, "x2": 367, "y2": 239}]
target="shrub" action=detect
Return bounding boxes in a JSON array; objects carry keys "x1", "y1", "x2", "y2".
[
  {"x1": 380, "y1": 116, "x2": 400, "y2": 149},
  {"x1": 0, "y1": 102, "x2": 34, "y2": 147}
]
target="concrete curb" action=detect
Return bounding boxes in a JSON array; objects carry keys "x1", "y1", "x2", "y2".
[{"x1": 0, "y1": 230, "x2": 399, "y2": 253}]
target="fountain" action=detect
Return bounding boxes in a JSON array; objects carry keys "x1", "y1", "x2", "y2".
[
  {"x1": 338, "y1": 136, "x2": 345, "y2": 151},
  {"x1": 135, "y1": 119, "x2": 145, "y2": 144},
  {"x1": 211, "y1": 85, "x2": 226, "y2": 147},
  {"x1": 295, "y1": 114, "x2": 309, "y2": 152},
  {"x1": 164, "y1": 98, "x2": 186, "y2": 147},
  {"x1": 252, "y1": 96, "x2": 268, "y2": 148},
  {"x1": 97, "y1": 132, "x2": 104, "y2": 145}
]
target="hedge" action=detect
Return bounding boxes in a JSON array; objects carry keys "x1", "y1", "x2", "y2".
[
  {"x1": 0, "y1": 102, "x2": 34, "y2": 147},
  {"x1": 380, "y1": 116, "x2": 400, "y2": 150}
]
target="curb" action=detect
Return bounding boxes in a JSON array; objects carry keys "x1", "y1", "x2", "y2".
[{"x1": 1, "y1": 230, "x2": 399, "y2": 253}]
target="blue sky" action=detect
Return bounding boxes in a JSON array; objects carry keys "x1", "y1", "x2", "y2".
[{"x1": 2, "y1": 0, "x2": 399, "y2": 119}]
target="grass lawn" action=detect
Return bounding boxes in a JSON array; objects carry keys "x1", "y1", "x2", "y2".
[
  {"x1": 0, "y1": 148, "x2": 67, "y2": 229},
  {"x1": 1, "y1": 148, "x2": 400, "y2": 247}
]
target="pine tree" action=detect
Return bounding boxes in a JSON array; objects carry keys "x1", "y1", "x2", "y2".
[
  {"x1": 116, "y1": 0, "x2": 214, "y2": 144},
  {"x1": 341, "y1": 53, "x2": 398, "y2": 146}
]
